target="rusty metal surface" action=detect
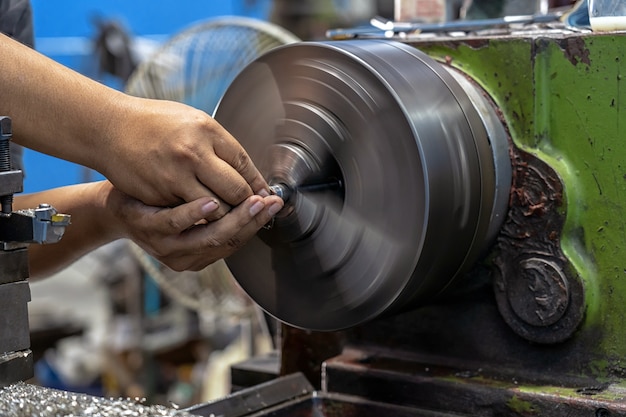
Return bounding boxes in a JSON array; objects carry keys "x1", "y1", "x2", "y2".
[
  {"x1": 324, "y1": 349, "x2": 626, "y2": 417},
  {"x1": 492, "y1": 147, "x2": 585, "y2": 344}
]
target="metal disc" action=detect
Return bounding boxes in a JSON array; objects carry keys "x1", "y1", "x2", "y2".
[{"x1": 215, "y1": 40, "x2": 510, "y2": 331}]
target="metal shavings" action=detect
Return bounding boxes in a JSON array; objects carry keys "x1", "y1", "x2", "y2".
[{"x1": 0, "y1": 383, "x2": 201, "y2": 417}]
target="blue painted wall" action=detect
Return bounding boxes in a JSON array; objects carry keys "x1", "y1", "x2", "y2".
[{"x1": 23, "y1": 0, "x2": 271, "y2": 193}]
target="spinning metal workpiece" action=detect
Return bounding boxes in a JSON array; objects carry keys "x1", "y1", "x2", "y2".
[{"x1": 215, "y1": 40, "x2": 511, "y2": 330}]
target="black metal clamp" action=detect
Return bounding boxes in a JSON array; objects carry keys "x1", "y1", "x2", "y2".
[{"x1": 0, "y1": 116, "x2": 70, "y2": 387}]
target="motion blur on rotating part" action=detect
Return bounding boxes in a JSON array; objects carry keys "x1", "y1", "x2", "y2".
[{"x1": 216, "y1": 40, "x2": 512, "y2": 331}]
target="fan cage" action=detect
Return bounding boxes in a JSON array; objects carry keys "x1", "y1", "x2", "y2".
[{"x1": 126, "y1": 16, "x2": 300, "y2": 115}]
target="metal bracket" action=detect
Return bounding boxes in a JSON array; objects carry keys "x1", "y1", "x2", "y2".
[{"x1": 493, "y1": 147, "x2": 585, "y2": 344}]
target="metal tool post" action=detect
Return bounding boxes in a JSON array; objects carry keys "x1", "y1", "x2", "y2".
[{"x1": 0, "y1": 117, "x2": 70, "y2": 387}]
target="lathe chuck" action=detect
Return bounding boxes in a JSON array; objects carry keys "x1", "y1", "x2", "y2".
[{"x1": 215, "y1": 40, "x2": 511, "y2": 331}]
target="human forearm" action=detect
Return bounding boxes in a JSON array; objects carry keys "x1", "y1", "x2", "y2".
[
  {"x1": 17, "y1": 180, "x2": 283, "y2": 279},
  {"x1": 0, "y1": 33, "x2": 128, "y2": 172},
  {"x1": 15, "y1": 181, "x2": 122, "y2": 279},
  {"x1": 0, "y1": 32, "x2": 270, "y2": 209}
]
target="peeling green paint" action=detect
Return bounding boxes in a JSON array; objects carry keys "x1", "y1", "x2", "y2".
[
  {"x1": 440, "y1": 371, "x2": 626, "y2": 405},
  {"x1": 507, "y1": 395, "x2": 536, "y2": 415},
  {"x1": 529, "y1": 35, "x2": 626, "y2": 369},
  {"x1": 514, "y1": 383, "x2": 626, "y2": 404}
]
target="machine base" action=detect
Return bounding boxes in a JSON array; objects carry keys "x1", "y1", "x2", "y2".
[{"x1": 324, "y1": 349, "x2": 626, "y2": 417}]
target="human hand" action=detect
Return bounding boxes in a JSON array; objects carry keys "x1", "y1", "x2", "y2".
[
  {"x1": 108, "y1": 183, "x2": 283, "y2": 271},
  {"x1": 0, "y1": 35, "x2": 266, "y2": 215},
  {"x1": 99, "y1": 98, "x2": 269, "y2": 218}
]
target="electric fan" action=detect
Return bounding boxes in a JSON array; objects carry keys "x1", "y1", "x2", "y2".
[{"x1": 126, "y1": 15, "x2": 300, "y2": 115}]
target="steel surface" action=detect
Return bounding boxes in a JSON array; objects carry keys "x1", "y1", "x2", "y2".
[
  {"x1": 0, "y1": 281, "x2": 30, "y2": 354},
  {"x1": 0, "y1": 351, "x2": 32, "y2": 388}
]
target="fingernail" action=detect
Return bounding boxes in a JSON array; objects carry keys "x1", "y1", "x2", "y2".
[
  {"x1": 202, "y1": 200, "x2": 219, "y2": 214},
  {"x1": 258, "y1": 188, "x2": 270, "y2": 197},
  {"x1": 268, "y1": 203, "x2": 282, "y2": 216},
  {"x1": 250, "y1": 201, "x2": 265, "y2": 216}
]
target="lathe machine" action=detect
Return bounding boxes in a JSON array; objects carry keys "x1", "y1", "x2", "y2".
[
  {"x1": 197, "y1": 14, "x2": 626, "y2": 417},
  {"x1": 3, "y1": 10, "x2": 626, "y2": 417}
]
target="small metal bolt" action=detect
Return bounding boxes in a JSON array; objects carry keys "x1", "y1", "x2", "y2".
[
  {"x1": 0, "y1": 117, "x2": 12, "y2": 169},
  {"x1": 0, "y1": 116, "x2": 11, "y2": 137},
  {"x1": 269, "y1": 183, "x2": 292, "y2": 203},
  {"x1": 0, "y1": 116, "x2": 13, "y2": 214}
]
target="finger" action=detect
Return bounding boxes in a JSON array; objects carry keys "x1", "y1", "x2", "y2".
[
  {"x1": 221, "y1": 148, "x2": 269, "y2": 197},
  {"x1": 153, "y1": 196, "x2": 283, "y2": 271},
  {"x1": 204, "y1": 195, "x2": 283, "y2": 252},
  {"x1": 176, "y1": 184, "x2": 231, "y2": 220},
  {"x1": 214, "y1": 125, "x2": 267, "y2": 193},
  {"x1": 150, "y1": 197, "x2": 221, "y2": 234},
  {"x1": 150, "y1": 196, "x2": 261, "y2": 261},
  {"x1": 170, "y1": 158, "x2": 243, "y2": 209},
  {"x1": 202, "y1": 194, "x2": 230, "y2": 222},
  {"x1": 211, "y1": 129, "x2": 270, "y2": 200},
  {"x1": 177, "y1": 195, "x2": 282, "y2": 254},
  {"x1": 191, "y1": 156, "x2": 253, "y2": 206}
]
